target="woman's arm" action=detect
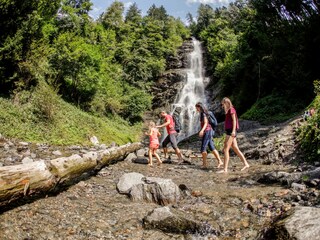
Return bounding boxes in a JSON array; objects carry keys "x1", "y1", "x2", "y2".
[
  {"x1": 231, "y1": 113, "x2": 237, "y2": 137},
  {"x1": 199, "y1": 114, "x2": 208, "y2": 137}
]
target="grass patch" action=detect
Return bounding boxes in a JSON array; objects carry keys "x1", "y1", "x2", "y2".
[
  {"x1": 0, "y1": 85, "x2": 142, "y2": 145},
  {"x1": 241, "y1": 94, "x2": 304, "y2": 124},
  {"x1": 213, "y1": 135, "x2": 225, "y2": 152}
]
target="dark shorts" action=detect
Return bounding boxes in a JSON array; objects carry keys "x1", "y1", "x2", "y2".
[
  {"x1": 162, "y1": 133, "x2": 178, "y2": 149},
  {"x1": 201, "y1": 129, "x2": 215, "y2": 153},
  {"x1": 225, "y1": 129, "x2": 237, "y2": 136}
]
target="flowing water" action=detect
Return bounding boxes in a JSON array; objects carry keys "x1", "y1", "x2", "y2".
[{"x1": 171, "y1": 38, "x2": 209, "y2": 141}]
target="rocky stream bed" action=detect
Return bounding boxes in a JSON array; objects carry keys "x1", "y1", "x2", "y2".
[
  {"x1": 0, "y1": 153, "x2": 292, "y2": 240},
  {"x1": 0, "y1": 118, "x2": 320, "y2": 240}
]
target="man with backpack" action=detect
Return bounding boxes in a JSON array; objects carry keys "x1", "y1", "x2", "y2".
[
  {"x1": 195, "y1": 102, "x2": 223, "y2": 169},
  {"x1": 156, "y1": 110, "x2": 184, "y2": 164}
]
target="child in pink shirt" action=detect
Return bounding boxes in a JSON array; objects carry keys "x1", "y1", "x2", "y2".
[{"x1": 145, "y1": 121, "x2": 162, "y2": 166}]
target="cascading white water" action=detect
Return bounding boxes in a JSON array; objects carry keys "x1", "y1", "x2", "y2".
[{"x1": 171, "y1": 38, "x2": 209, "y2": 141}]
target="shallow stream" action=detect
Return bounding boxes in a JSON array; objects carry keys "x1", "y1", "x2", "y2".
[{"x1": 0, "y1": 149, "x2": 295, "y2": 240}]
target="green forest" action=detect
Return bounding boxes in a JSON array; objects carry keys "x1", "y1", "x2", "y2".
[{"x1": 0, "y1": 0, "x2": 319, "y2": 159}]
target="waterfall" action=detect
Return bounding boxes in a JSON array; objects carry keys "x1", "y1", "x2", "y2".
[{"x1": 171, "y1": 38, "x2": 209, "y2": 141}]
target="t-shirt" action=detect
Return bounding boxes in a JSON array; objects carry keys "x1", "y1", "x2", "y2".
[
  {"x1": 224, "y1": 107, "x2": 239, "y2": 130},
  {"x1": 200, "y1": 112, "x2": 212, "y2": 131},
  {"x1": 165, "y1": 114, "x2": 176, "y2": 134},
  {"x1": 149, "y1": 128, "x2": 159, "y2": 148},
  {"x1": 149, "y1": 128, "x2": 159, "y2": 145}
]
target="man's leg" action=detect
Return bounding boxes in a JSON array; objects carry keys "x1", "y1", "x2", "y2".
[
  {"x1": 162, "y1": 135, "x2": 170, "y2": 159},
  {"x1": 170, "y1": 133, "x2": 183, "y2": 162},
  {"x1": 175, "y1": 147, "x2": 183, "y2": 162},
  {"x1": 163, "y1": 147, "x2": 169, "y2": 159}
]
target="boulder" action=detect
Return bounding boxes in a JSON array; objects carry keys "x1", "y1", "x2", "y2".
[
  {"x1": 116, "y1": 172, "x2": 144, "y2": 194},
  {"x1": 130, "y1": 177, "x2": 181, "y2": 205},
  {"x1": 143, "y1": 206, "x2": 218, "y2": 236},
  {"x1": 261, "y1": 206, "x2": 320, "y2": 240},
  {"x1": 258, "y1": 171, "x2": 302, "y2": 185}
]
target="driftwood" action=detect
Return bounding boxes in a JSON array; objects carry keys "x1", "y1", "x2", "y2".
[
  {"x1": 0, "y1": 142, "x2": 142, "y2": 207},
  {"x1": 0, "y1": 161, "x2": 56, "y2": 206}
]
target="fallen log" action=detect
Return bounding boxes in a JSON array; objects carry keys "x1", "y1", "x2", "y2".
[
  {"x1": 97, "y1": 142, "x2": 142, "y2": 168},
  {"x1": 50, "y1": 153, "x2": 97, "y2": 184},
  {"x1": 0, "y1": 161, "x2": 55, "y2": 206},
  {"x1": 0, "y1": 142, "x2": 142, "y2": 207}
]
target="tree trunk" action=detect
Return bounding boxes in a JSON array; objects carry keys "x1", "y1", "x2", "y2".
[
  {"x1": 0, "y1": 142, "x2": 142, "y2": 207},
  {"x1": 0, "y1": 161, "x2": 55, "y2": 206}
]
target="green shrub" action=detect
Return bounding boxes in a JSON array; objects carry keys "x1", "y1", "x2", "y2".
[
  {"x1": 241, "y1": 94, "x2": 303, "y2": 124},
  {"x1": 0, "y1": 84, "x2": 142, "y2": 145},
  {"x1": 297, "y1": 81, "x2": 320, "y2": 162},
  {"x1": 31, "y1": 82, "x2": 59, "y2": 121},
  {"x1": 121, "y1": 87, "x2": 152, "y2": 123}
]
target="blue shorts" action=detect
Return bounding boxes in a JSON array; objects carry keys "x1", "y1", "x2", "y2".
[{"x1": 201, "y1": 129, "x2": 215, "y2": 153}]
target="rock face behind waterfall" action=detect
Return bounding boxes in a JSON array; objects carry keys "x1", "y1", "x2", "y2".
[
  {"x1": 166, "y1": 40, "x2": 194, "y2": 70},
  {"x1": 151, "y1": 39, "x2": 194, "y2": 111}
]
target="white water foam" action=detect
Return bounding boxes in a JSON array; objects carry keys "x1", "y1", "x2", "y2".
[{"x1": 171, "y1": 38, "x2": 210, "y2": 141}]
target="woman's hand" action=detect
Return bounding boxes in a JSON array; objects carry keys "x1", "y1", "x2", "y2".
[
  {"x1": 231, "y1": 131, "x2": 236, "y2": 137},
  {"x1": 199, "y1": 130, "x2": 204, "y2": 137}
]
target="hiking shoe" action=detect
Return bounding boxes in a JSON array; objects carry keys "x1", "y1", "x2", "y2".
[{"x1": 162, "y1": 158, "x2": 173, "y2": 164}]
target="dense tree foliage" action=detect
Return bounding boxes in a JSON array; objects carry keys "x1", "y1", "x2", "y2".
[
  {"x1": 192, "y1": 0, "x2": 320, "y2": 119},
  {"x1": 0, "y1": 0, "x2": 190, "y2": 124},
  {"x1": 0, "y1": 0, "x2": 60, "y2": 93}
]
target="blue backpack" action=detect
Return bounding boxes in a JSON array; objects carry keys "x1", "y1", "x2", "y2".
[{"x1": 206, "y1": 111, "x2": 218, "y2": 129}]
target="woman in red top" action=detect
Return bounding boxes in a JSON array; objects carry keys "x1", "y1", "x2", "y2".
[
  {"x1": 145, "y1": 121, "x2": 162, "y2": 166},
  {"x1": 218, "y1": 97, "x2": 249, "y2": 173}
]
